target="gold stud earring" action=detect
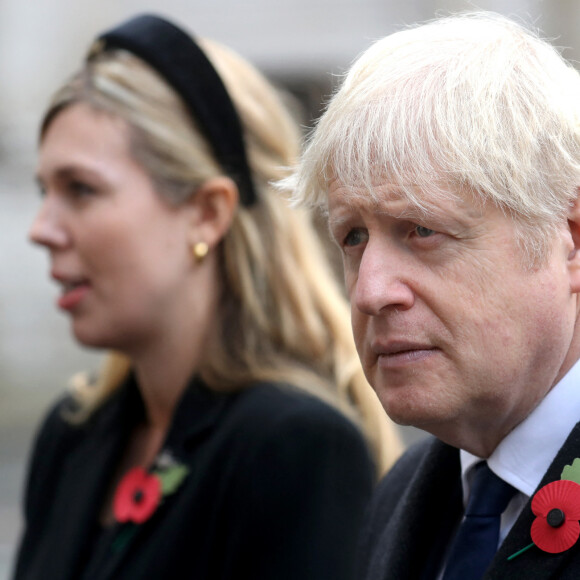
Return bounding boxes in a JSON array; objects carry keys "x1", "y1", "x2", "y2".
[{"x1": 192, "y1": 241, "x2": 209, "y2": 262}]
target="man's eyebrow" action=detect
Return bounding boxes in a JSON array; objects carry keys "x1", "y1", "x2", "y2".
[
  {"x1": 328, "y1": 213, "x2": 349, "y2": 228},
  {"x1": 327, "y1": 216, "x2": 350, "y2": 242}
]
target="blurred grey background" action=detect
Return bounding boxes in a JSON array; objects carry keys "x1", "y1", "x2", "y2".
[{"x1": 1, "y1": 0, "x2": 579, "y2": 577}]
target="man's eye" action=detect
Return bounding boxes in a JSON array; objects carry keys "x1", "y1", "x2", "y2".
[
  {"x1": 415, "y1": 225, "x2": 435, "y2": 238},
  {"x1": 343, "y1": 228, "x2": 367, "y2": 248}
]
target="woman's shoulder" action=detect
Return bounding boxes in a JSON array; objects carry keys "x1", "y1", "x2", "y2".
[
  {"x1": 230, "y1": 381, "x2": 356, "y2": 427},
  {"x1": 26, "y1": 386, "x2": 125, "y2": 479},
  {"x1": 32, "y1": 393, "x2": 83, "y2": 449},
  {"x1": 216, "y1": 381, "x2": 375, "y2": 507},
  {"x1": 21, "y1": 394, "x2": 89, "y2": 516},
  {"x1": 221, "y1": 381, "x2": 370, "y2": 454}
]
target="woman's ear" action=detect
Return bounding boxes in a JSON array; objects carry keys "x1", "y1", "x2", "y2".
[
  {"x1": 187, "y1": 176, "x2": 239, "y2": 250},
  {"x1": 567, "y1": 189, "x2": 580, "y2": 293}
]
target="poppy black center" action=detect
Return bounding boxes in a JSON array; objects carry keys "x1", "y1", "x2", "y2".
[
  {"x1": 133, "y1": 489, "x2": 144, "y2": 504},
  {"x1": 547, "y1": 508, "x2": 565, "y2": 528}
]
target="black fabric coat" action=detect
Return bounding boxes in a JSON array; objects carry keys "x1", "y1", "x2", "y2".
[
  {"x1": 357, "y1": 428, "x2": 580, "y2": 580},
  {"x1": 14, "y1": 375, "x2": 374, "y2": 580}
]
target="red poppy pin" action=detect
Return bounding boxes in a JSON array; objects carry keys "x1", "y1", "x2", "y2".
[
  {"x1": 509, "y1": 458, "x2": 580, "y2": 561},
  {"x1": 113, "y1": 467, "x2": 162, "y2": 524},
  {"x1": 112, "y1": 451, "x2": 190, "y2": 526}
]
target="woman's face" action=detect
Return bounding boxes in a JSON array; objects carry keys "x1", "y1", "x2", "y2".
[{"x1": 31, "y1": 103, "x2": 198, "y2": 352}]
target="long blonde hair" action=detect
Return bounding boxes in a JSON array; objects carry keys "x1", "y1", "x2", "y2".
[{"x1": 42, "y1": 36, "x2": 402, "y2": 473}]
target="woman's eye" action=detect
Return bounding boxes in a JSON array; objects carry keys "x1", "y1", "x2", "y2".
[
  {"x1": 343, "y1": 228, "x2": 368, "y2": 248},
  {"x1": 68, "y1": 180, "x2": 96, "y2": 197},
  {"x1": 415, "y1": 225, "x2": 436, "y2": 238}
]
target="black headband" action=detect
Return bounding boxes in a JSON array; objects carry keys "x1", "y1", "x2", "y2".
[{"x1": 88, "y1": 13, "x2": 257, "y2": 206}]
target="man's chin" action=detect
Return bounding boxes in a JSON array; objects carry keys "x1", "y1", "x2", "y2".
[{"x1": 379, "y1": 396, "x2": 456, "y2": 434}]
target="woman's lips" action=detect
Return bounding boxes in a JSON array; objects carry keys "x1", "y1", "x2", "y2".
[
  {"x1": 53, "y1": 275, "x2": 91, "y2": 311},
  {"x1": 57, "y1": 283, "x2": 90, "y2": 310}
]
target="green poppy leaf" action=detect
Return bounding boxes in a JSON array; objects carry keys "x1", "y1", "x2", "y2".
[
  {"x1": 561, "y1": 458, "x2": 580, "y2": 484},
  {"x1": 157, "y1": 465, "x2": 190, "y2": 495}
]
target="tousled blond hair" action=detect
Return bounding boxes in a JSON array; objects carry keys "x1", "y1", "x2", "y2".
[
  {"x1": 290, "y1": 12, "x2": 580, "y2": 266},
  {"x1": 43, "y1": 37, "x2": 402, "y2": 473}
]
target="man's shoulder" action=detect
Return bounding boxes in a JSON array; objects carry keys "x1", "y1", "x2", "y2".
[
  {"x1": 357, "y1": 437, "x2": 461, "y2": 579},
  {"x1": 372, "y1": 436, "x2": 437, "y2": 514},
  {"x1": 362, "y1": 435, "x2": 461, "y2": 539}
]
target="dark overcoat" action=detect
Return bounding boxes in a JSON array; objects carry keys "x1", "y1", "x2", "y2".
[
  {"x1": 14, "y1": 375, "x2": 374, "y2": 580},
  {"x1": 357, "y1": 430, "x2": 580, "y2": 580}
]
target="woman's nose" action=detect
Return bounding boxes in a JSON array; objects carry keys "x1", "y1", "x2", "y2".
[{"x1": 28, "y1": 197, "x2": 69, "y2": 249}]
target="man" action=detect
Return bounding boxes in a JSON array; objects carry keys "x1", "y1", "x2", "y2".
[{"x1": 291, "y1": 12, "x2": 580, "y2": 580}]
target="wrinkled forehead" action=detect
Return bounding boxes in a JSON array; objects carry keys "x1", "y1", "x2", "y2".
[{"x1": 325, "y1": 175, "x2": 480, "y2": 219}]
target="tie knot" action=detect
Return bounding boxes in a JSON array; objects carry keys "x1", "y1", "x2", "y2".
[{"x1": 466, "y1": 462, "x2": 517, "y2": 517}]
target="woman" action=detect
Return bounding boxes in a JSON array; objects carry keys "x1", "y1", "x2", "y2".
[{"x1": 14, "y1": 13, "x2": 401, "y2": 580}]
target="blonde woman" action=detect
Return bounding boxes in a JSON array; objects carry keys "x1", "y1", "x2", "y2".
[{"x1": 14, "y1": 13, "x2": 400, "y2": 580}]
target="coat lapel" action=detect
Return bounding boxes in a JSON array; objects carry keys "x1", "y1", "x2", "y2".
[
  {"x1": 372, "y1": 439, "x2": 462, "y2": 580},
  {"x1": 96, "y1": 375, "x2": 231, "y2": 580},
  {"x1": 414, "y1": 440, "x2": 463, "y2": 580},
  {"x1": 487, "y1": 422, "x2": 580, "y2": 579},
  {"x1": 163, "y1": 375, "x2": 232, "y2": 452}
]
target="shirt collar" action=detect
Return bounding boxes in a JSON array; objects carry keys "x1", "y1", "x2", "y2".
[{"x1": 460, "y1": 358, "x2": 580, "y2": 499}]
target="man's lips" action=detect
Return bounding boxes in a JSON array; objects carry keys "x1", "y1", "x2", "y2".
[
  {"x1": 371, "y1": 340, "x2": 439, "y2": 368},
  {"x1": 372, "y1": 340, "x2": 435, "y2": 355}
]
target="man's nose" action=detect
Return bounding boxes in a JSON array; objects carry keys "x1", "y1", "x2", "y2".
[{"x1": 353, "y1": 242, "x2": 415, "y2": 316}]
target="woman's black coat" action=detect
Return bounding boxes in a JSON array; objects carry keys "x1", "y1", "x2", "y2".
[{"x1": 13, "y1": 375, "x2": 374, "y2": 579}]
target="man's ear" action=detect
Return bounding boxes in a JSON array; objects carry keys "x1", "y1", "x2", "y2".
[
  {"x1": 188, "y1": 176, "x2": 239, "y2": 251},
  {"x1": 567, "y1": 189, "x2": 580, "y2": 293}
]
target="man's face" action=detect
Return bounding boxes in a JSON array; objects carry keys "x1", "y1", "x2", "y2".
[{"x1": 328, "y1": 181, "x2": 579, "y2": 455}]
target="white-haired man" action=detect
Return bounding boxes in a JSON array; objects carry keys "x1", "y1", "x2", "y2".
[{"x1": 292, "y1": 12, "x2": 580, "y2": 580}]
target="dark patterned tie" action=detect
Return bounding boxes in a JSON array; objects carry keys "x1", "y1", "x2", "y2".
[{"x1": 442, "y1": 462, "x2": 517, "y2": 580}]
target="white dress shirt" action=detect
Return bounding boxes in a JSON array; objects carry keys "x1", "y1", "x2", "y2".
[{"x1": 460, "y1": 358, "x2": 580, "y2": 544}]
